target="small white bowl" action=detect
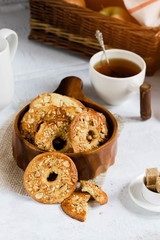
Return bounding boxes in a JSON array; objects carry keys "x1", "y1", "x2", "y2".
[
  {"x1": 142, "y1": 176, "x2": 160, "y2": 205},
  {"x1": 129, "y1": 175, "x2": 160, "y2": 212}
]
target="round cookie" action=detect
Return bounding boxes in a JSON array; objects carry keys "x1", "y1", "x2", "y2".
[
  {"x1": 20, "y1": 106, "x2": 67, "y2": 142},
  {"x1": 69, "y1": 108, "x2": 108, "y2": 153},
  {"x1": 34, "y1": 120, "x2": 73, "y2": 153},
  {"x1": 23, "y1": 152, "x2": 78, "y2": 204},
  {"x1": 20, "y1": 105, "x2": 84, "y2": 143},
  {"x1": 30, "y1": 93, "x2": 85, "y2": 109}
]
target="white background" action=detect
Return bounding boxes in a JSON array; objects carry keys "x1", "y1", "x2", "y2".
[
  {"x1": 0, "y1": 0, "x2": 27, "y2": 4},
  {"x1": 0, "y1": 2, "x2": 160, "y2": 240}
]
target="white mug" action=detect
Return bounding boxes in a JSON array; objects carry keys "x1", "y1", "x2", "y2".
[
  {"x1": 0, "y1": 28, "x2": 18, "y2": 110},
  {"x1": 89, "y1": 49, "x2": 146, "y2": 105}
]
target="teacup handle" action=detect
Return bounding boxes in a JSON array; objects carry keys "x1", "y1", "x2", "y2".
[{"x1": 0, "y1": 28, "x2": 18, "y2": 61}]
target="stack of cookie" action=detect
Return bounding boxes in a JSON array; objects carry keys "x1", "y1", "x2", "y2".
[
  {"x1": 21, "y1": 93, "x2": 109, "y2": 221},
  {"x1": 20, "y1": 93, "x2": 108, "y2": 153}
]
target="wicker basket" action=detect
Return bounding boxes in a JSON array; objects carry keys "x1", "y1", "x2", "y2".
[{"x1": 29, "y1": 0, "x2": 160, "y2": 75}]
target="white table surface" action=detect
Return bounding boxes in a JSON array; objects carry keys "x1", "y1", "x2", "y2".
[{"x1": 0, "y1": 3, "x2": 160, "y2": 240}]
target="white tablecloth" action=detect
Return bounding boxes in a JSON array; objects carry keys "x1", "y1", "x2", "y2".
[{"x1": 0, "y1": 3, "x2": 160, "y2": 240}]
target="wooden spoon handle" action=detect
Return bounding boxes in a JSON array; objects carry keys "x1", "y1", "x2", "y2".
[{"x1": 54, "y1": 76, "x2": 97, "y2": 105}]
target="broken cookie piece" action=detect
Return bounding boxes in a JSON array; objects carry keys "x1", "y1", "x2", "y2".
[
  {"x1": 61, "y1": 192, "x2": 90, "y2": 222},
  {"x1": 80, "y1": 180, "x2": 108, "y2": 205}
]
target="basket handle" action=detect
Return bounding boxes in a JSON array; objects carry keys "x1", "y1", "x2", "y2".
[{"x1": 54, "y1": 76, "x2": 96, "y2": 105}]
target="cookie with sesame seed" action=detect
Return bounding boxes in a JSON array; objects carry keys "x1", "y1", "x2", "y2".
[
  {"x1": 30, "y1": 93, "x2": 85, "y2": 109},
  {"x1": 20, "y1": 106, "x2": 67, "y2": 143},
  {"x1": 34, "y1": 120, "x2": 73, "y2": 153},
  {"x1": 23, "y1": 152, "x2": 78, "y2": 204},
  {"x1": 69, "y1": 108, "x2": 108, "y2": 153},
  {"x1": 61, "y1": 192, "x2": 91, "y2": 222},
  {"x1": 80, "y1": 180, "x2": 108, "y2": 205}
]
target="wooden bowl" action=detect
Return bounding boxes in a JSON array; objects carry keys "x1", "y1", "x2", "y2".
[{"x1": 12, "y1": 76, "x2": 118, "y2": 180}]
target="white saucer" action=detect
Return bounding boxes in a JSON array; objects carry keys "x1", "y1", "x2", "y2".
[{"x1": 128, "y1": 174, "x2": 160, "y2": 212}]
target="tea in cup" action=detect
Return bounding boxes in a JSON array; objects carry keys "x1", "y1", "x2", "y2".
[
  {"x1": 0, "y1": 28, "x2": 18, "y2": 110},
  {"x1": 89, "y1": 49, "x2": 146, "y2": 105}
]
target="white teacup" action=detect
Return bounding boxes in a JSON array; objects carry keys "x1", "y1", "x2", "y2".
[
  {"x1": 89, "y1": 49, "x2": 146, "y2": 105},
  {"x1": 0, "y1": 28, "x2": 18, "y2": 110}
]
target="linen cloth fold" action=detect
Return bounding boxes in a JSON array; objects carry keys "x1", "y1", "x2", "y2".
[{"x1": 123, "y1": 0, "x2": 160, "y2": 27}]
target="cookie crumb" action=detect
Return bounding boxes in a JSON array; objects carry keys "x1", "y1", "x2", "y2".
[{"x1": 99, "y1": 212, "x2": 103, "y2": 215}]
